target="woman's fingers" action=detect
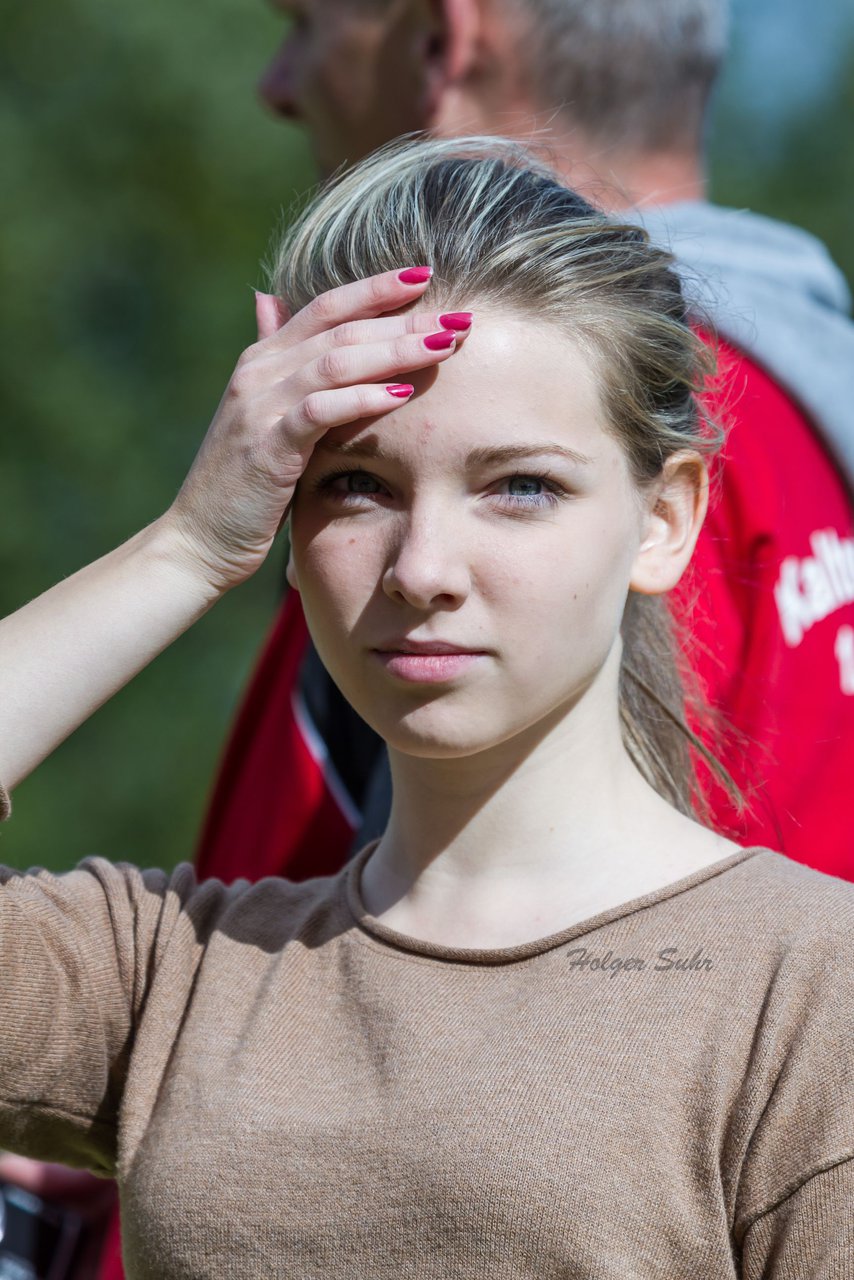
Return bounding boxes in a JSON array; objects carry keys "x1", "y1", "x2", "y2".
[
  {"x1": 246, "y1": 306, "x2": 472, "y2": 383},
  {"x1": 253, "y1": 268, "x2": 472, "y2": 371},
  {"x1": 244, "y1": 328, "x2": 458, "y2": 476},
  {"x1": 248, "y1": 310, "x2": 472, "y2": 382},
  {"x1": 266, "y1": 266, "x2": 436, "y2": 349},
  {"x1": 289, "y1": 328, "x2": 460, "y2": 405},
  {"x1": 255, "y1": 291, "x2": 291, "y2": 341},
  {"x1": 300, "y1": 307, "x2": 473, "y2": 363},
  {"x1": 162, "y1": 268, "x2": 467, "y2": 594},
  {"x1": 289, "y1": 381, "x2": 416, "y2": 439}
]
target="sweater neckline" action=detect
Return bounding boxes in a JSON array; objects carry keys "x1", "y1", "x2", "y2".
[{"x1": 342, "y1": 841, "x2": 767, "y2": 966}]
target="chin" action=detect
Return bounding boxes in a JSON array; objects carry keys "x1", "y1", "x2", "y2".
[
  {"x1": 362, "y1": 694, "x2": 555, "y2": 761},
  {"x1": 342, "y1": 691, "x2": 499, "y2": 759},
  {"x1": 384, "y1": 725, "x2": 497, "y2": 760}
]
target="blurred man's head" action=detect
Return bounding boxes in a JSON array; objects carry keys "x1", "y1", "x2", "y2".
[
  {"x1": 259, "y1": 0, "x2": 436, "y2": 177},
  {"x1": 259, "y1": 0, "x2": 728, "y2": 195}
]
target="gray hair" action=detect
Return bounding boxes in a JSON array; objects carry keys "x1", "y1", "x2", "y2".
[
  {"x1": 499, "y1": 0, "x2": 729, "y2": 152},
  {"x1": 270, "y1": 134, "x2": 735, "y2": 817}
]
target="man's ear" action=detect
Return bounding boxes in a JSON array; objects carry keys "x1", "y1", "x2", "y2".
[
  {"x1": 629, "y1": 451, "x2": 709, "y2": 595},
  {"x1": 421, "y1": 0, "x2": 483, "y2": 124}
]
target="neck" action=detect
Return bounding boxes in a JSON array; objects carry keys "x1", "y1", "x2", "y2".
[
  {"x1": 510, "y1": 115, "x2": 707, "y2": 212},
  {"x1": 433, "y1": 97, "x2": 706, "y2": 211},
  {"x1": 359, "y1": 650, "x2": 727, "y2": 940},
  {"x1": 541, "y1": 139, "x2": 707, "y2": 213}
]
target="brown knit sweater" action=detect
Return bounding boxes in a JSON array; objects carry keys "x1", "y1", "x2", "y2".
[{"x1": 0, "y1": 824, "x2": 852, "y2": 1278}]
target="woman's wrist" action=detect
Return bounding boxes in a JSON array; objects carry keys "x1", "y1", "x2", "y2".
[{"x1": 139, "y1": 512, "x2": 239, "y2": 608}]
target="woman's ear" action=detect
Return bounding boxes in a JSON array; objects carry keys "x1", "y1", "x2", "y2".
[
  {"x1": 282, "y1": 512, "x2": 300, "y2": 592},
  {"x1": 285, "y1": 549, "x2": 300, "y2": 592},
  {"x1": 629, "y1": 450, "x2": 709, "y2": 595}
]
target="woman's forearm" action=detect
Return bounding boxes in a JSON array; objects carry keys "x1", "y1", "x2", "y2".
[{"x1": 0, "y1": 517, "x2": 222, "y2": 792}]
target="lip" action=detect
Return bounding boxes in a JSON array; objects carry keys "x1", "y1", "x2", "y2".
[
  {"x1": 373, "y1": 638, "x2": 487, "y2": 655},
  {"x1": 371, "y1": 639, "x2": 489, "y2": 684}
]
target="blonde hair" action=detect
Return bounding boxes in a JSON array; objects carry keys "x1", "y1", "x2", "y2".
[{"x1": 269, "y1": 134, "x2": 732, "y2": 818}]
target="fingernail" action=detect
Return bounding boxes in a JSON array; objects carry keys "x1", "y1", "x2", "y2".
[
  {"x1": 399, "y1": 266, "x2": 433, "y2": 285},
  {"x1": 439, "y1": 312, "x2": 473, "y2": 331},
  {"x1": 387, "y1": 384, "x2": 415, "y2": 398},
  {"x1": 423, "y1": 330, "x2": 457, "y2": 351}
]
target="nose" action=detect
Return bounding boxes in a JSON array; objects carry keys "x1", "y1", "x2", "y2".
[
  {"x1": 258, "y1": 41, "x2": 301, "y2": 119},
  {"x1": 382, "y1": 508, "x2": 471, "y2": 611}
]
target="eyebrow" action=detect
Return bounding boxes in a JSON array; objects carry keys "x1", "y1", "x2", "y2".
[{"x1": 317, "y1": 440, "x2": 594, "y2": 467}]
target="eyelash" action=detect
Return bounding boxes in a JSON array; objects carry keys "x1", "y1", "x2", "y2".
[{"x1": 312, "y1": 468, "x2": 566, "y2": 511}]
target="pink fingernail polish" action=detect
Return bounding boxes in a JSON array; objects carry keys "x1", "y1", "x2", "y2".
[
  {"x1": 424, "y1": 330, "x2": 457, "y2": 351},
  {"x1": 399, "y1": 266, "x2": 433, "y2": 285},
  {"x1": 439, "y1": 312, "x2": 473, "y2": 331},
  {"x1": 387, "y1": 384, "x2": 414, "y2": 398}
]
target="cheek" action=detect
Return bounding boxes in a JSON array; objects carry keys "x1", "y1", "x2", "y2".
[
  {"x1": 482, "y1": 517, "x2": 638, "y2": 672},
  {"x1": 486, "y1": 516, "x2": 634, "y2": 606},
  {"x1": 317, "y1": 30, "x2": 376, "y2": 119},
  {"x1": 292, "y1": 518, "x2": 383, "y2": 622}
]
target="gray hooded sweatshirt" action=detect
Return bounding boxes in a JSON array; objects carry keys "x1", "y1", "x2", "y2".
[{"x1": 631, "y1": 201, "x2": 854, "y2": 491}]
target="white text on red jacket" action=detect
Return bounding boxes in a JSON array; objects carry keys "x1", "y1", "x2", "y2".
[{"x1": 774, "y1": 530, "x2": 854, "y2": 648}]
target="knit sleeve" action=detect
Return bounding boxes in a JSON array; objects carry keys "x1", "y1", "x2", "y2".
[
  {"x1": 0, "y1": 778, "x2": 10, "y2": 822},
  {"x1": 739, "y1": 1158, "x2": 854, "y2": 1278},
  {"x1": 732, "y1": 899, "x2": 854, "y2": 1265},
  {"x1": 0, "y1": 856, "x2": 234, "y2": 1176}
]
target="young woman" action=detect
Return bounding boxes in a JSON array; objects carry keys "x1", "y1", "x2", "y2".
[{"x1": 0, "y1": 137, "x2": 851, "y2": 1279}]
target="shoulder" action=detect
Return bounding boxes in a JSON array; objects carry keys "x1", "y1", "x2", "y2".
[
  {"x1": 680, "y1": 848, "x2": 854, "y2": 1011},
  {"x1": 725, "y1": 852, "x2": 854, "y2": 1240},
  {"x1": 713, "y1": 850, "x2": 854, "y2": 1088},
  {"x1": 725, "y1": 849, "x2": 854, "y2": 954},
  {"x1": 1, "y1": 855, "x2": 350, "y2": 964},
  {"x1": 205, "y1": 863, "x2": 350, "y2": 952}
]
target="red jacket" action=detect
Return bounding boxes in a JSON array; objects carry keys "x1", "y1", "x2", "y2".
[{"x1": 675, "y1": 339, "x2": 854, "y2": 876}]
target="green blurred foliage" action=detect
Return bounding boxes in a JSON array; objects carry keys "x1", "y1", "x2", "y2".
[
  {"x1": 0, "y1": 0, "x2": 314, "y2": 870},
  {"x1": 1, "y1": 0, "x2": 852, "y2": 871}
]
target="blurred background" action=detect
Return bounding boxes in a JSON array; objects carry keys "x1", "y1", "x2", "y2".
[{"x1": 1, "y1": 0, "x2": 852, "y2": 872}]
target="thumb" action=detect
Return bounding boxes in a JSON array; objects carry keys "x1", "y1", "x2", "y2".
[{"x1": 255, "y1": 290, "x2": 291, "y2": 341}]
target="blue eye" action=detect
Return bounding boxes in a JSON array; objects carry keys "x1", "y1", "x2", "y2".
[
  {"x1": 506, "y1": 476, "x2": 544, "y2": 497},
  {"x1": 496, "y1": 474, "x2": 562, "y2": 508},
  {"x1": 342, "y1": 472, "x2": 381, "y2": 494},
  {"x1": 313, "y1": 468, "x2": 566, "y2": 511},
  {"x1": 313, "y1": 469, "x2": 387, "y2": 503}
]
